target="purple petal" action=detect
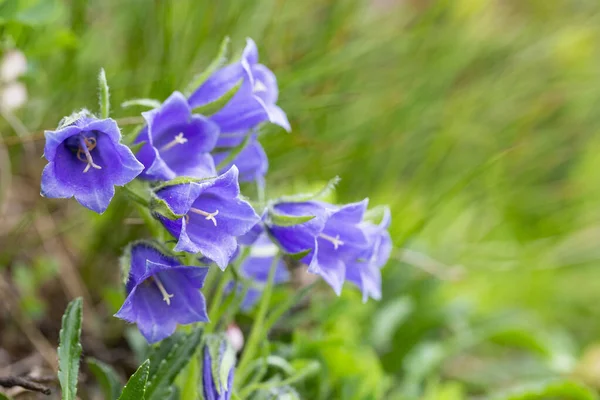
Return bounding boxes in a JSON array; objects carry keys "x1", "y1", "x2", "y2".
[
  {"x1": 213, "y1": 136, "x2": 268, "y2": 183},
  {"x1": 155, "y1": 182, "x2": 204, "y2": 216},
  {"x1": 308, "y1": 245, "x2": 346, "y2": 296},
  {"x1": 251, "y1": 64, "x2": 278, "y2": 104},
  {"x1": 189, "y1": 63, "x2": 247, "y2": 109}
]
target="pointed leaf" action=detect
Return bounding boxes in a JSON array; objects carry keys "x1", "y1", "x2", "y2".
[
  {"x1": 192, "y1": 79, "x2": 242, "y2": 116},
  {"x1": 87, "y1": 358, "x2": 122, "y2": 400},
  {"x1": 98, "y1": 68, "x2": 110, "y2": 119},
  {"x1": 492, "y1": 380, "x2": 598, "y2": 400},
  {"x1": 57, "y1": 297, "x2": 83, "y2": 400},
  {"x1": 267, "y1": 209, "x2": 315, "y2": 227},
  {"x1": 118, "y1": 360, "x2": 150, "y2": 400},
  {"x1": 278, "y1": 176, "x2": 341, "y2": 203},
  {"x1": 128, "y1": 140, "x2": 146, "y2": 155},
  {"x1": 184, "y1": 36, "x2": 230, "y2": 96},
  {"x1": 215, "y1": 133, "x2": 251, "y2": 171},
  {"x1": 145, "y1": 328, "x2": 203, "y2": 400}
]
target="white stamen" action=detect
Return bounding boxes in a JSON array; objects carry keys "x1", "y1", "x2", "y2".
[
  {"x1": 253, "y1": 80, "x2": 268, "y2": 93},
  {"x1": 153, "y1": 276, "x2": 174, "y2": 305},
  {"x1": 190, "y1": 208, "x2": 219, "y2": 226},
  {"x1": 160, "y1": 132, "x2": 188, "y2": 152},
  {"x1": 319, "y1": 233, "x2": 344, "y2": 250}
]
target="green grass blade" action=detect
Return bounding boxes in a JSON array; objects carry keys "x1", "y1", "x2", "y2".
[{"x1": 87, "y1": 357, "x2": 122, "y2": 400}]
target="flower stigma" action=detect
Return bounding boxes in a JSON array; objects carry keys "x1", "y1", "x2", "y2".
[
  {"x1": 319, "y1": 233, "x2": 344, "y2": 250},
  {"x1": 190, "y1": 208, "x2": 219, "y2": 226},
  {"x1": 160, "y1": 132, "x2": 188, "y2": 152},
  {"x1": 151, "y1": 275, "x2": 174, "y2": 305},
  {"x1": 76, "y1": 135, "x2": 102, "y2": 173}
]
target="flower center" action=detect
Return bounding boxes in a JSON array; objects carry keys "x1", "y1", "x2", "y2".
[
  {"x1": 151, "y1": 275, "x2": 174, "y2": 305},
  {"x1": 319, "y1": 233, "x2": 344, "y2": 250},
  {"x1": 160, "y1": 132, "x2": 188, "y2": 152},
  {"x1": 189, "y1": 207, "x2": 219, "y2": 226},
  {"x1": 76, "y1": 135, "x2": 102, "y2": 173}
]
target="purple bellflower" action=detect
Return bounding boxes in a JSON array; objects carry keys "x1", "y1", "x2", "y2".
[
  {"x1": 202, "y1": 337, "x2": 235, "y2": 400},
  {"x1": 188, "y1": 38, "x2": 290, "y2": 148},
  {"x1": 153, "y1": 166, "x2": 260, "y2": 269},
  {"x1": 212, "y1": 133, "x2": 268, "y2": 185},
  {"x1": 266, "y1": 199, "x2": 371, "y2": 295},
  {"x1": 41, "y1": 116, "x2": 144, "y2": 214},
  {"x1": 134, "y1": 91, "x2": 219, "y2": 181},
  {"x1": 114, "y1": 241, "x2": 209, "y2": 344},
  {"x1": 345, "y1": 207, "x2": 392, "y2": 302}
]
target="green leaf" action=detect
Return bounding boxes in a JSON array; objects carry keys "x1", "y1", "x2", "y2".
[
  {"x1": 57, "y1": 297, "x2": 83, "y2": 400},
  {"x1": 57, "y1": 109, "x2": 93, "y2": 129},
  {"x1": 118, "y1": 360, "x2": 150, "y2": 400},
  {"x1": 492, "y1": 380, "x2": 598, "y2": 400},
  {"x1": 87, "y1": 358, "x2": 122, "y2": 400},
  {"x1": 98, "y1": 68, "x2": 110, "y2": 119},
  {"x1": 0, "y1": 392, "x2": 11, "y2": 400},
  {"x1": 191, "y1": 79, "x2": 242, "y2": 116},
  {"x1": 184, "y1": 36, "x2": 230, "y2": 96},
  {"x1": 215, "y1": 133, "x2": 252, "y2": 171},
  {"x1": 128, "y1": 141, "x2": 146, "y2": 155},
  {"x1": 145, "y1": 327, "x2": 203, "y2": 400},
  {"x1": 267, "y1": 209, "x2": 315, "y2": 227},
  {"x1": 147, "y1": 332, "x2": 184, "y2": 378},
  {"x1": 121, "y1": 99, "x2": 161, "y2": 109}
]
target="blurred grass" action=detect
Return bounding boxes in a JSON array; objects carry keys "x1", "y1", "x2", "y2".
[{"x1": 3, "y1": 0, "x2": 600, "y2": 398}]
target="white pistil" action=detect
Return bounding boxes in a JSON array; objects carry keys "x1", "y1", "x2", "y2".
[
  {"x1": 152, "y1": 276, "x2": 174, "y2": 305},
  {"x1": 77, "y1": 137, "x2": 102, "y2": 173},
  {"x1": 190, "y1": 207, "x2": 219, "y2": 226},
  {"x1": 319, "y1": 233, "x2": 344, "y2": 250},
  {"x1": 160, "y1": 132, "x2": 188, "y2": 152}
]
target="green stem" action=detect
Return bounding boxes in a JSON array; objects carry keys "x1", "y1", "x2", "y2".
[
  {"x1": 262, "y1": 281, "x2": 317, "y2": 334},
  {"x1": 234, "y1": 255, "x2": 279, "y2": 386},
  {"x1": 240, "y1": 361, "x2": 319, "y2": 398},
  {"x1": 205, "y1": 268, "x2": 230, "y2": 333}
]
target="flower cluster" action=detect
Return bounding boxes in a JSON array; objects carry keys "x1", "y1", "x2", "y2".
[{"x1": 40, "y1": 38, "x2": 392, "y2": 352}]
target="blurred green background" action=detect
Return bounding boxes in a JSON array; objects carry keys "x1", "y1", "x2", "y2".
[{"x1": 2, "y1": 0, "x2": 600, "y2": 398}]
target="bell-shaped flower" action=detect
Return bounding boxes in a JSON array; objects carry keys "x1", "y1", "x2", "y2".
[
  {"x1": 188, "y1": 38, "x2": 290, "y2": 148},
  {"x1": 114, "y1": 241, "x2": 209, "y2": 343},
  {"x1": 202, "y1": 335, "x2": 236, "y2": 400},
  {"x1": 152, "y1": 166, "x2": 260, "y2": 269},
  {"x1": 41, "y1": 115, "x2": 144, "y2": 214},
  {"x1": 345, "y1": 207, "x2": 393, "y2": 302},
  {"x1": 212, "y1": 133, "x2": 268, "y2": 185},
  {"x1": 266, "y1": 199, "x2": 371, "y2": 295},
  {"x1": 134, "y1": 91, "x2": 219, "y2": 181}
]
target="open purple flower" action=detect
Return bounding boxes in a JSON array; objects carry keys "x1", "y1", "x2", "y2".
[
  {"x1": 189, "y1": 38, "x2": 290, "y2": 148},
  {"x1": 41, "y1": 116, "x2": 144, "y2": 214},
  {"x1": 134, "y1": 91, "x2": 219, "y2": 181},
  {"x1": 212, "y1": 133, "x2": 268, "y2": 185},
  {"x1": 153, "y1": 166, "x2": 260, "y2": 269},
  {"x1": 202, "y1": 336, "x2": 235, "y2": 400},
  {"x1": 345, "y1": 207, "x2": 392, "y2": 302},
  {"x1": 266, "y1": 199, "x2": 371, "y2": 295},
  {"x1": 114, "y1": 242, "x2": 209, "y2": 344}
]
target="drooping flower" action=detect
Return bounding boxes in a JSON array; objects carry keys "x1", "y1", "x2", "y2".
[
  {"x1": 153, "y1": 166, "x2": 260, "y2": 269},
  {"x1": 188, "y1": 38, "x2": 290, "y2": 148},
  {"x1": 114, "y1": 241, "x2": 209, "y2": 344},
  {"x1": 345, "y1": 207, "x2": 392, "y2": 302},
  {"x1": 202, "y1": 335, "x2": 236, "y2": 400},
  {"x1": 212, "y1": 133, "x2": 268, "y2": 185},
  {"x1": 41, "y1": 115, "x2": 144, "y2": 214},
  {"x1": 227, "y1": 224, "x2": 289, "y2": 310},
  {"x1": 266, "y1": 199, "x2": 371, "y2": 295},
  {"x1": 134, "y1": 91, "x2": 219, "y2": 181}
]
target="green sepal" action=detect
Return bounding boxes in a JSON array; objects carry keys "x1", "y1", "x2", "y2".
[
  {"x1": 121, "y1": 98, "x2": 161, "y2": 109},
  {"x1": 192, "y1": 79, "x2": 242, "y2": 116},
  {"x1": 205, "y1": 334, "x2": 236, "y2": 396},
  {"x1": 215, "y1": 134, "x2": 252, "y2": 171},
  {"x1": 277, "y1": 176, "x2": 341, "y2": 203},
  {"x1": 57, "y1": 109, "x2": 93, "y2": 129},
  {"x1": 98, "y1": 68, "x2": 110, "y2": 119},
  {"x1": 287, "y1": 248, "x2": 311, "y2": 261},
  {"x1": 184, "y1": 36, "x2": 230, "y2": 96},
  {"x1": 363, "y1": 205, "x2": 390, "y2": 225},
  {"x1": 266, "y1": 208, "x2": 315, "y2": 227}
]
